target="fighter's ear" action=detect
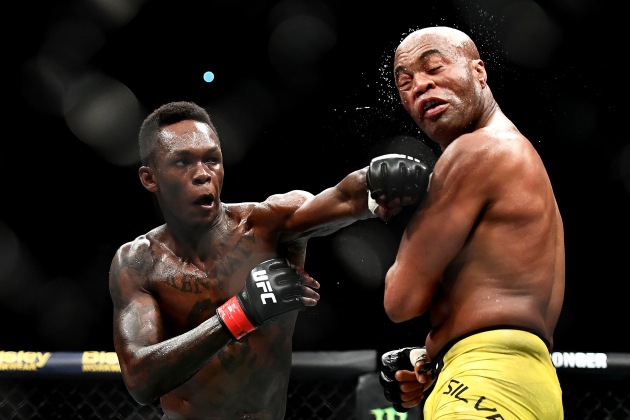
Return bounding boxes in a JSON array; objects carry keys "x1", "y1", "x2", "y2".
[
  {"x1": 139, "y1": 166, "x2": 158, "y2": 192},
  {"x1": 473, "y1": 59, "x2": 487, "y2": 87}
]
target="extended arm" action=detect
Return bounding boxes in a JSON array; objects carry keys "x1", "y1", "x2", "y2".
[
  {"x1": 279, "y1": 154, "x2": 433, "y2": 242},
  {"x1": 277, "y1": 168, "x2": 374, "y2": 241}
]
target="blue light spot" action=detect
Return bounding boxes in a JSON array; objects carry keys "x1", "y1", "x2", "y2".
[{"x1": 203, "y1": 71, "x2": 215, "y2": 83}]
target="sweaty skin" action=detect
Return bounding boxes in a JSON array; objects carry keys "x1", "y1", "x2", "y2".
[
  {"x1": 383, "y1": 26, "x2": 565, "y2": 408},
  {"x1": 109, "y1": 111, "x2": 397, "y2": 419}
]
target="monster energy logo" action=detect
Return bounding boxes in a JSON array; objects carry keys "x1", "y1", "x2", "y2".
[{"x1": 370, "y1": 407, "x2": 409, "y2": 419}]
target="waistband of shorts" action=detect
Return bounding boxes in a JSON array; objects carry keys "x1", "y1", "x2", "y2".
[{"x1": 431, "y1": 325, "x2": 550, "y2": 373}]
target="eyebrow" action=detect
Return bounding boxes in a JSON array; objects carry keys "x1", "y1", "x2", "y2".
[
  {"x1": 419, "y1": 48, "x2": 441, "y2": 61},
  {"x1": 394, "y1": 48, "x2": 442, "y2": 77},
  {"x1": 169, "y1": 144, "x2": 219, "y2": 157}
]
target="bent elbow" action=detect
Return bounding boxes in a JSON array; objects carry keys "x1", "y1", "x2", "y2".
[
  {"x1": 384, "y1": 267, "x2": 432, "y2": 323},
  {"x1": 383, "y1": 276, "x2": 413, "y2": 322},
  {"x1": 383, "y1": 284, "x2": 426, "y2": 323},
  {"x1": 120, "y1": 361, "x2": 162, "y2": 405},
  {"x1": 384, "y1": 302, "x2": 408, "y2": 323},
  {"x1": 132, "y1": 394, "x2": 157, "y2": 406},
  {"x1": 125, "y1": 380, "x2": 160, "y2": 406}
]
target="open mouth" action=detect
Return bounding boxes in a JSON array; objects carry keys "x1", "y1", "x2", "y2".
[
  {"x1": 422, "y1": 100, "x2": 442, "y2": 112},
  {"x1": 421, "y1": 99, "x2": 446, "y2": 120},
  {"x1": 194, "y1": 194, "x2": 214, "y2": 206}
]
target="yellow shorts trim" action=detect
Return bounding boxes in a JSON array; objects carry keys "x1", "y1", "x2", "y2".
[{"x1": 424, "y1": 329, "x2": 563, "y2": 419}]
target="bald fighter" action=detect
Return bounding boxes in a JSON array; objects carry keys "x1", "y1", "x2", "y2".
[{"x1": 376, "y1": 26, "x2": 565, "y2": 419}]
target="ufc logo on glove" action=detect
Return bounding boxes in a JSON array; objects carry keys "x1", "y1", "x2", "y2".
[{"x1": 253, "y1": 269, "x2": 277, "y2": 304}]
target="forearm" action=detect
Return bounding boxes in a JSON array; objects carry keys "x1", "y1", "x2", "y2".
[
  {"x1": 281, "y1": 168, "x2": 375, "y2": 239},
  {"x1": 316, "y1": 168, "x2": 375, "y2": 223},
  {"x1": 121, "y1": 315, "x2": 231, "y2": 405}
]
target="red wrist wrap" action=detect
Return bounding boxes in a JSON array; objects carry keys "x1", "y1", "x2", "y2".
[{"x1": 217, "y1": 296, "x2": 256, "y2": 340}]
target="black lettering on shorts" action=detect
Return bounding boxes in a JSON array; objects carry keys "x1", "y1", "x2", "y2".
[{"x1": 441, "y1": 379, "x2": 505, "y2": 419}]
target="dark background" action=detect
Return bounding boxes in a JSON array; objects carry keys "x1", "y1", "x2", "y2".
[{"x1": 3, "y1": 0, "x2": 628, "y2": 358}]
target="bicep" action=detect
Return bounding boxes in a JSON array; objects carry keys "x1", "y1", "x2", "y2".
[{"x1": 110, "y1": 254, "x2": 163, "y2": 359}]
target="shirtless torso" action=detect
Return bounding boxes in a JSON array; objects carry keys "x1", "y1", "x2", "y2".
[
  {"x1": 384, "y1": 26, "x2": 564, "y2": 360},
  {"x1": 110, "y1": 101, "x2": 390, "y2": 420},
  {"x1": 111, "y1": 199, "x2": 311, "y2": 418}
]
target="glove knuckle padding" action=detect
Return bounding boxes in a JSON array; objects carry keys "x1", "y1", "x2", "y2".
[
  {"x1": 367, "y1": 154, "x2": 432, "y2": 201},
  {"x1": 217, "y1": 258, "x2": 310, "y2": 340},
  {"x1": 238, "y1": 258, "x2": 304, "y2": 325}
]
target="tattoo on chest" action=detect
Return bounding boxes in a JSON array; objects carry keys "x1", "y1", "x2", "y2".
[
  {"x1": 163, "y1": 271, "x2": 211, "y2": 294},
  {"x1": 160, "y1": 234, "x2": 257, "y2": 294}
]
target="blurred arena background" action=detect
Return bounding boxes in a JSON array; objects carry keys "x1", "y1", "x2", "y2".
[{"x1": 2, "y1": 1, "x2": 629, "y2": 417}]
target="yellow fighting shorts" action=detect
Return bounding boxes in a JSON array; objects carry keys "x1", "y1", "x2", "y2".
[{"x1": 423, "y1": 328, "x2": 563, "y2": 419}]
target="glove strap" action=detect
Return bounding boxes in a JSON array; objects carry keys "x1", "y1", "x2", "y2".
[
  {"x1": 217, "y1": 296, "x2": 256, "y2": 340},
  {"x1": 367, "y1": 192, "x2": 378, "y2": 214},
  {"x1": 409, "y1": 347, "x2": 427, "y2": 365}
]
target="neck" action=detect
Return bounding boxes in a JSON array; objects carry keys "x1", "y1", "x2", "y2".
[
  {"x1": 435, "y1": 93, "x2": 501, "y2": 151},
  {"x1": 165, "y1": 203, "x2": 229, "y2": 254}
]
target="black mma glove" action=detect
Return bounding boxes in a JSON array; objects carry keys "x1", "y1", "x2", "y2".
[
  {"x1": 217, "y1": 258, "x2": 308, "y2": 340},
  {"x1": 380, "y1": 346, "x2": 428, "y2": 412},
  {"x1": 366, "y1": 154, "x2": 432, "y2": 205}
]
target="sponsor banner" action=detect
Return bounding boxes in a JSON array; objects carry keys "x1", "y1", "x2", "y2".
[
  {"x1": 1, "y1": 350, "x2": 628, "y2": 378},
  {"x1": 0, "y1": 351, "x2": 121, "y2": 376}
]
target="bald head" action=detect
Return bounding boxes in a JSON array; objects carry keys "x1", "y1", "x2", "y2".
[
  {"x1": 392, "y1": 26, "x2": 494, "y2": 147},
  {"x1": 396, "y1": 26, "x2": 480, "y2": 63}
]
